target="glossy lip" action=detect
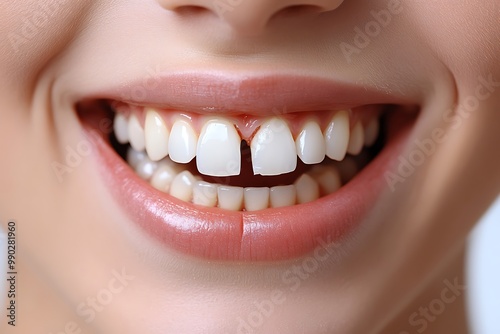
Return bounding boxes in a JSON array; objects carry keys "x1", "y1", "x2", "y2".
[
  {"x1": 79, "y1": 72, "x2": 417, "y2": 261},
  {"x1": 87, "y1": 71, "x2": 420, "y2": 115}
]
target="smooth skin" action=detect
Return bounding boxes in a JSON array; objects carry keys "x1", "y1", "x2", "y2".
[{"x1": 0, "y1": 0, "x2": 499, "y2": 333}]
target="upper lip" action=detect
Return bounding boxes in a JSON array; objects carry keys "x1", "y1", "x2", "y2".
[{"x1": 90, "y1": 71, "x2": 419, "y2": 115}]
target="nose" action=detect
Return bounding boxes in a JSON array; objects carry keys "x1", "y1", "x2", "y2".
[{"x1": 158, "y1": 0, "x2": 344, "y2": 36}]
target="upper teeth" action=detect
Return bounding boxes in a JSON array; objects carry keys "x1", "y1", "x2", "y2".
[
  {"x1": 324, "y1": 110, "x2": 350, "y2": 161},
  {"x1": 168, "y1": 119, "x2": 198, "y2": 164},
  {"x1": 114, "y1": 108, "x2": 379, "y2": 177},
  {"x1": 144, "y1": 109, "x2": 170, "y2": 161},
  {"x1": 296, "y1": 120, "x2": 327, "y2": 165},
  {"x1": 196, "y1": 119, "x2": 241, "y2": 177},
  {"x1": 251, "y1": 118, "x2": 297, "y2": 176},
  {"x1": 128, "y1": 114, "x2": 146, "y2": 152}
]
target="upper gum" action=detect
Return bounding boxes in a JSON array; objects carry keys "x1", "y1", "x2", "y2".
[{"x1": 112, "y1": 101, "x2": 382, "y2": 141}]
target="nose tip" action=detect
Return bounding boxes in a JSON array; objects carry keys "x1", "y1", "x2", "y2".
[{"x1": 159, "y1": 0, "x2": 344, "y2": 36}]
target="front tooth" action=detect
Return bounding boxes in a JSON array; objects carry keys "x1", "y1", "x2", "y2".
[
  {"x1": 193, "y1": 181, "x2": 218, "y2": 207},
  {"x1": 296, "y1": 121, "x2": 326, "y2": 164},
  {"x1": 169, "y1": 171, "x2": 196, "y2": 202},
  {"x1": 128, "y1": 115, "x2": 146, "y2": 152},
  {"x1": 251, "y1": 118, "x2": 297, "y2": 176},
  {"x1": 145, "y1": 109, "x2": 170, "y2": 161},
  {"x1": 347, "y1": 122, "x2": 364, "y2": 155},
  {"x1": 325, "y1": 110, "x2": 350, "y2": 161},
  {"x1": 196, "y1": 119, "x2": 241, "y2": 177},
  {"x1": 364, "y1": 118, "x2": 380, "y2": 147},
  {"x1": 113, "y1": 113, "x2": 129, "y2": 144},
  {"x1": 270, "y1": 185, "x2": 296, "y2": 208},
  {"x1": 217, "y1": 186, "x2": 244, "y2": 211},
  {"x1": 244, "y1": 187, "x2": 270, "y2": 211},
  {"x1": 168, "y1": 120, "x2": 198, "y2": 163},
  {"x1": 294, "y1": 174, "x2": 320, "y2": 204}
]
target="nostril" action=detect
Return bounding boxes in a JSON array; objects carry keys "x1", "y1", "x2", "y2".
[
  {"x1": 172, "y1": 5, "x2": 211, "y2": 16},
  {"x1": 274, "y1": 4, "x2": 324, "y2": 18},
  {"x1": 157, "y1": 0, "x2": 343, "y2": 36},
  {"x1": 166, "y1": 5, "x2": 212, "y2": 18}
]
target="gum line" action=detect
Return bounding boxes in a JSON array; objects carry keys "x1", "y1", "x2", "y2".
[{"x1": 111, "y1": 101, "x2": 382, "y2": 141}]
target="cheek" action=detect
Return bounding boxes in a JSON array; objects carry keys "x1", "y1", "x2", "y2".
[
  {"x1": 406, "y1": 1, "x2": 500, "y2": 80},
  {"x1": 0, "y1": 1, "x2": 94, "y2": 91}
]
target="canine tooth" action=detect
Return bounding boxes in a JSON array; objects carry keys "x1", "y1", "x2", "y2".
[
  {"x1": 128, "y1": 115, "x2": 146, "y2": 152},
  {"x1": 169, "y1": 171, "x2": 196, "y2": 202},
  {"x1": 251, "y1": 118, "x2": 297, "y2": 176},
  {"x1": 168, "y1": 120, "x2": 198, "y2": 163},
  {"x1": 294, "y1": 174, "x2": 320, "y2": 204},
  {"x1": 244, "y1": 187, "x2": 270, "y2": 211},
  {"x1": 113, "y1": 113, "x2": 129, "y2": 144},
  {"x1": 312, "y1": 166, "x2": 342, "y2": 195},
  {"x1": 364, "y1": 118, "x2": 380, "y2": 147},
  {"x1": 145, "y1": 109, "x2": 170, "y2": 161},
  {"x1": 127, "y1": 147, "x2": 147, "y2": 170},
  {"x1": 325, "y1": 111, "x2": 350, "y2": 161},
  {"x1": 217, "y1": 186, "x2": 244, "y2": 211},
  {"x1": 193, "y1": 181, "x2": 218, "y2": 207},
  {"x1": 296, "y1": 121, "x2": 326, "y2": 164},
  {"x1": 196, "y1": 119, "x2": 241, "y2": 177},
  {"x1": 347, "y1": 122, "x2": 364, "y2": 156},
  {"x1": 150, "y1": 163, "x2": 178, "y2": 192},
  {"x1": 270, "y1": 185, "x2": 296, "y2": 208},
  {"x1": 135, "y1": 160, "x2": 157, "y2": 180}
]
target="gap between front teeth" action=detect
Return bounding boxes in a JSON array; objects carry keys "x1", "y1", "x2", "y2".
[
  {"x1": 113, "y1": 108, "x2": 380, "y2": 178},
  {"x1": 127, "y1": 147, "x2": 350, "y2": 212}
]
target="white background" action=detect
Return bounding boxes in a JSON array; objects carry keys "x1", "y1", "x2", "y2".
[{"x1": 468, "y1": 196, "x2": 500, "y2": 334}]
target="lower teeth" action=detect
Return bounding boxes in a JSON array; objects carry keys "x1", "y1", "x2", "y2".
[{"x1": 126, "y1": 147, "x2": 364, "y2": 212}]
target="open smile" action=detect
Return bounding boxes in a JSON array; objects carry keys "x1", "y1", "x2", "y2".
[{"x1": 77, "y1": 72, "x2": 418, "y2": 261}]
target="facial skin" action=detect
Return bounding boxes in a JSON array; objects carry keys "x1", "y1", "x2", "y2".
[{"x1": 0, "y1": 1, "x2": 499, "y2": 333}]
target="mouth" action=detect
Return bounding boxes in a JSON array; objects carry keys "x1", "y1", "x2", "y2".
[{"x1": 77, "y1": 72, "x2": 418, "y2": 261}]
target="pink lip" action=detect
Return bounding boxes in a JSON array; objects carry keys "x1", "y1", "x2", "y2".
[
  {"x1": 96, "y1": 71, "x2": 418, "y2": 115},
  {"x1": 79, "y1": 72, "x2": 416, "y2": 261}
]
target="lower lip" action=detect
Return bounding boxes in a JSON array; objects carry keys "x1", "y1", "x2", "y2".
[{"x1": 87, "y1": 115, "x2": 411, "y2": 262}]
